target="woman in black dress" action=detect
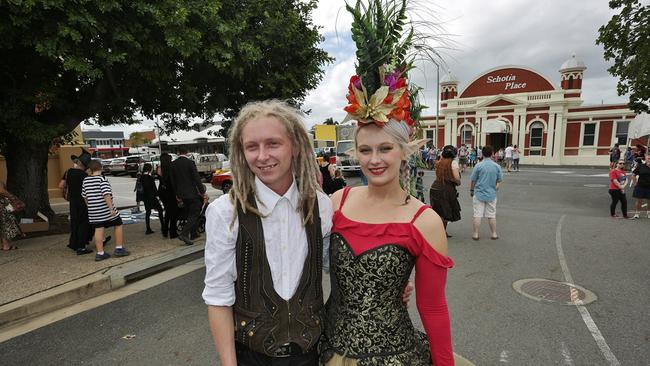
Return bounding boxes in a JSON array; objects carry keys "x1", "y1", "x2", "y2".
[{"x1": 429, "y1": 145, "x2": 461, "y2": 237}]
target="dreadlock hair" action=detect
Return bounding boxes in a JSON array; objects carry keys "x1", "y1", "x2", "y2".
[
  {"x1": 228, "y1": 100, "x2": 321, "y2": 225},
  {"x1": 354, "y1": 119, "x2": 414, "y2": 204}
]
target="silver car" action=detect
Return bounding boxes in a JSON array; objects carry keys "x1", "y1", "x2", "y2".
[{"x1": 109, "y1": 157, "x2": 128, "y2": 176}]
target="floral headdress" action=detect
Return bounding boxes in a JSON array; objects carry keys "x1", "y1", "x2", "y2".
[{"x1": 342, "y1": 0, "x2": 433, "y2": 135}]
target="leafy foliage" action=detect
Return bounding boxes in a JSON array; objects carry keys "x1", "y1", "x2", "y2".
[
  {"x1": 128, "y1": 132, "x2": 151, "y2": 147},
  {"x1": 346, "y1": 0, "x2": 412, "y2": 93},
  {"x1": 0, "y1": 0, "x2": 331, "y2": 216},
  {"x1": 597, "y1": 0, "x2": 650, "y2": 113},
  {"x1": 0, "y1": 0, "x2": 331, "y2": 146}
]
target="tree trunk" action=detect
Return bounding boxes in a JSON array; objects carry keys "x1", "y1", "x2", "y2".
[{"x1": 4, "y1": 141, "x2": 55, "y2": 222}]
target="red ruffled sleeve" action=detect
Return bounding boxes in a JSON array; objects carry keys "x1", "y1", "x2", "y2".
[{"x1": 411, "y1": 226, "x2": 455, "y2": 365}]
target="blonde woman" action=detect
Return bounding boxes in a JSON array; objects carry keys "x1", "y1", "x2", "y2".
[{"x1": 320, "y1": 118, "x2": 454, "y2": 366}]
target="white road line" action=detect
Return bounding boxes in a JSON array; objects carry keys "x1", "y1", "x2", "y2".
[
  {"x1": 555, "y1": 215, "x2": 621, "y2": 366},
  {"x1": 499, "y1": 350, "x2": 509, "y2": 363},
  {"x1": 560, "y1": 341, "x2": 574, "y2": 366}
]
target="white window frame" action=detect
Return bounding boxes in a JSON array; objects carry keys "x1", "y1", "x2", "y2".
[
  {"x1": 529, "y1": 121, "x2": 545, "y2": 148},
  {"x1": 459, "y1": 123, "x2": 473, "y2": 146},
  {"x1": 581, "y1": 122, "x2": 598, "y2": 147},
  {"x1": 613, "y1": 120, "x2": 630, "y2": 146}
]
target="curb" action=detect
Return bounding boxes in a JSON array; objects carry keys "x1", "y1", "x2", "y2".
[{"x1": 0, "y1": 244, "x2": 204, "y2": 329}]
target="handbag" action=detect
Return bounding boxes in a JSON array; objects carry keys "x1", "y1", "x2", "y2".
[{"x1": 5, "y1": 193, "x2": 25, "y2": 213}]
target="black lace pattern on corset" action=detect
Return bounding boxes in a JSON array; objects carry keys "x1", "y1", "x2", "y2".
[{"x1": 320, "y1": 232, "x2": 432, "y2": 365}]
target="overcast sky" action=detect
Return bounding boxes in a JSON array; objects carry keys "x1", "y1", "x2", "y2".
[
  {"x1": 304, "y1": 0, "x2": 629, "y2": 125},
  {"x1": 89, "y1": 0, "x2": 629, "y2": 134}
]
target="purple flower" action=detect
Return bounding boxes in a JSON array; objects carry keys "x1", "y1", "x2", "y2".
[
  {"x1": 353, "y1": 77, "x2": 362, "y2": 90},
  {"x1": 384, "y1": 71, "x2": 401, "y2": 91}
]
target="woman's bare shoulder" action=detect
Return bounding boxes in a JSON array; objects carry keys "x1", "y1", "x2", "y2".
[{"x1": 412, "y1": 206, "x2": 448, "y2": 256}]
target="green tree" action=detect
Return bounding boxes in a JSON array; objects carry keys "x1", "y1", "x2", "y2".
[
  {"x1": 323, "y1": 117, "x2": 338, "y2": 125},
  {"x1": 597, "y1": 0, "x2": 650, "y2": 113},
  {"x1": 0, "y1": 0, "x2": 330, "y2": 219},
  {"x1": 128, "y1": 132, "x2": 151, "y2": 147}
]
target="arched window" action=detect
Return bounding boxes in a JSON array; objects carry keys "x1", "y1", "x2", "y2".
[
  {"x1": 529, "y1": 122, "x2": 544, "y2": 149},
  {"x1": 568, "y1": 76, "x2": 574, "y2": 89},
  {"x1": 460, "y1": 124, "x2": 473, "y2": 146}
]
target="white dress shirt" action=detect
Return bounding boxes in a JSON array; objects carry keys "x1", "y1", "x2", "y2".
[{"x1": 202, "y1": 177, "x2": 333, "y2": 306}]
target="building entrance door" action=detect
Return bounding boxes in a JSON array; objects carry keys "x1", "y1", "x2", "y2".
[{"x1": 486, "y1": 133, "x2": 508, "y2": 151}]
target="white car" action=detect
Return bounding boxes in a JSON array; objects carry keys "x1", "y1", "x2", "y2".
[{"x1": 109, "y1": 157, "x2": 128, "y2": 175}]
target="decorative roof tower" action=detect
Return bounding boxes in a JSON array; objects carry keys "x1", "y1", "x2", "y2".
[
  {"x1": 559, "y1": 53, "x2": 587, "y2": 91},
  {"x1": 440, "y1": 70, "x2": 458, "y2": 101}
]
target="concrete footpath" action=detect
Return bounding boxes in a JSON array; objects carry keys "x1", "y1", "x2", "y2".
[{"x1": 0, "y1": 221, "x2": 203, "y2": 329}]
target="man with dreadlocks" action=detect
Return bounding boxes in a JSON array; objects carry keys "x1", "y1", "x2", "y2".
[
  {"x1": 318, "y1": 0, "x2": 455, "y2": 365},
  {"x1": 202, "y1": 100, "x2": 333, "y2": 365}
]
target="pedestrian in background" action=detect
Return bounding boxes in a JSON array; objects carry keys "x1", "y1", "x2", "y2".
[
  {"x1": 430, "y1": 145, "x2": 461, "y2": 238},
  {"x1": 609, "y1": 143, "x2": 621, "y2": 169},
  {"x1": 331, "y1": 169, "x2": 347, "y2": 193},
  {"x1": 61, "y1": 150, "x2": 95, "y2": 255},
  {"x1": 133, "y1": 172, "x2": 144, "y2": 213},
  {"x1": 608, "y1": 159, "x2": 629, "y2": 218},
  {"x1": 157, "y1": 153, "x2": 178, "y2": 239},
  {"x1": 82, "y1": 160, "x2": 130, "y2": 261},
  {"x1": 504, "y1": 143, "x2": 514, "y2": 172},
  {"x1": 171, "y1": 147, "x2": 206, "y2": 245},
  {"x1": 320, "y1": 152, "x2": 336, "y2": 195},
  {"x1": 624, "y1": 147, "x2": 634, "y2": 171},
  {"x1": 512, "y1": 145, "x2": 521, "y2": 172},
  {"x1": 0, "y1": 181, "x2": 23, "y2": 251},
  {"x1": 469, "y1": 147, "x2": 476, "y2": 167},
  {"x1": 458, "y1": 144, "x2": 468, "y2": 172},
  {"x1": 631, "y1": 153, "x2": 650, "y2": 219},
  {"x1": 470, "y1": 146, "x2": 503, "y2": 240},
  {"x1": 415, "y1": 170, "x2": 425, "y2": 201},
  {"x1": 141, "y1": 163, "x2": 165, "y2": 235}
]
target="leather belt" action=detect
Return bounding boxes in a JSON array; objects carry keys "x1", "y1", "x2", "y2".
[{"x1": 272, "y1": 342, "x2": 304, "y2": 358}]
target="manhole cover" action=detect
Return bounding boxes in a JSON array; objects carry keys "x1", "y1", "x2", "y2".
[{"x1": 513, "y1": 279, "x2": 597, "y2": 305}]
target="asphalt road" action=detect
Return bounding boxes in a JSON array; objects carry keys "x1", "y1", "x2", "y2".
[{"x1": 4, "y1": 165, "x2": 648, "y2": 365}]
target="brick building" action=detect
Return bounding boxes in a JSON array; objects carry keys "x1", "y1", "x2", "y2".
[{"x1": 421, "y1": 54, "x2": 644, "y2": 166}]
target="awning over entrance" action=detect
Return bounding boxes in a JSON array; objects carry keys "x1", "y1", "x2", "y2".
[
  {"x1": 628, "y1": 113, "x2": 650, "y2": 139},
  {"x1": 483, "y1": 119, "x2": 508, "y2": 134}
]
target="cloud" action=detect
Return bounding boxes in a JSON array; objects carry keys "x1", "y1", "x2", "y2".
[
  {"x1": 303, "y1": 54, "x2": 356, "y2": 125},
  {"x1": 304, "y1": 0, "x2": 630, "y2": 123}
]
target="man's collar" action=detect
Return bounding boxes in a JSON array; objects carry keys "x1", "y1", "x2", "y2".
[{"x1": 254, "y1": 176, "x2": 298, "y2": 215}]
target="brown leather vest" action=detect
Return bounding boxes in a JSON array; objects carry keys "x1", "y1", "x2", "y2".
[{"x1": 233, "y1": 197, "x2": 324, "y2": 356}]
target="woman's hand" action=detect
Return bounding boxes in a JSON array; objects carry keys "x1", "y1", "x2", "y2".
[{"x1": 402, "y1": 281, "x2": 414, "y2": 306}]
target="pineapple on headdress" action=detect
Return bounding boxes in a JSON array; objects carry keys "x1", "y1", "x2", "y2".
[{"x1": 343, "y1": 0, "x2": 437, "y2": 133}]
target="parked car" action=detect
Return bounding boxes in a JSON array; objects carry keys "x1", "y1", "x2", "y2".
[
  {"x1": 101, "y1": 159, "x2": 113, "y2": 174},
  {"x1": 125, "y1": 154, "x2": 152, "y2": 177},
  {"x1": 211, "y1": 170, "x2": 232, "y2": 193},
  {"x1": 109, "y1": 157, "x2": 128, "y2": 175},
  {"x1": 196, "y1": 153, "x2": 228, "y2": 181}
]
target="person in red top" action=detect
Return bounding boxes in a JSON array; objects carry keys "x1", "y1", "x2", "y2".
[
  {"x1": 608, "y1": 159, "x2": 629, "y2": 218},
  {"x1": 320, "y1": 120, "x2": 454, "y2": 366}
]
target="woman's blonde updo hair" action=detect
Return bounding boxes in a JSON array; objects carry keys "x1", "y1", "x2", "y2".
[
  {"x1": 228, "y1": 99, "x2": 321, "y2": 224},
  {"x1": 354, "y1": 119, "x2": 418, "y2": 203}
]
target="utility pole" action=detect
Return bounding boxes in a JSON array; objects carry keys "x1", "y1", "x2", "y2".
[{"x1": 434, "y1": 61, "x2": 440, "y2": 148}]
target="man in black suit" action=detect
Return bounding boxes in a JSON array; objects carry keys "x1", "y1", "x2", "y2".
[{"x1": 171, "y1": 147, "x2": 206, "y2": 245}]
